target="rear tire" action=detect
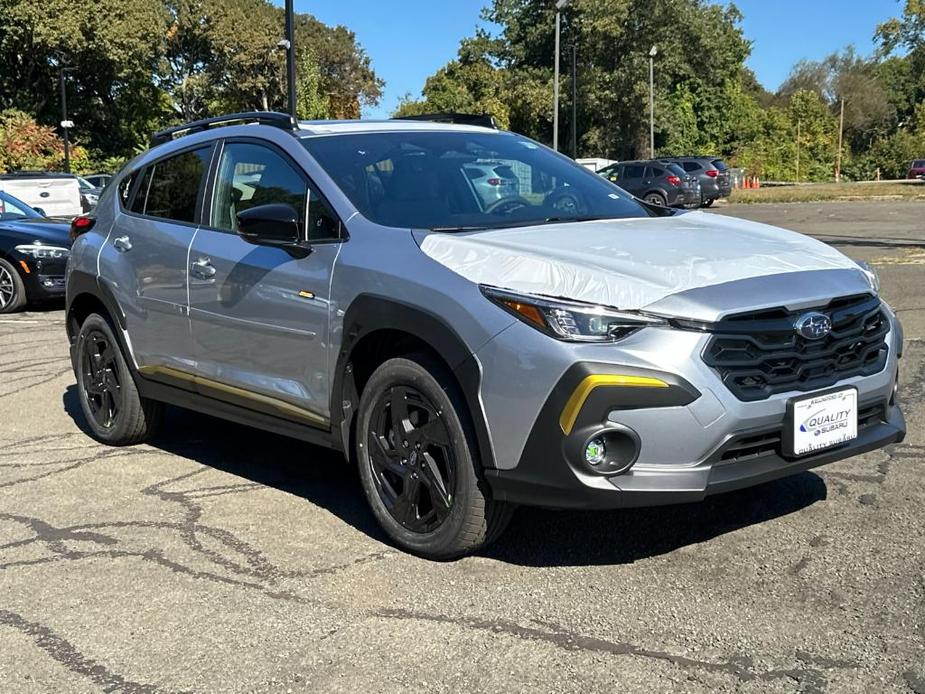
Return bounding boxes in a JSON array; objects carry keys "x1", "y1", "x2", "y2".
[
  {"x1": 356, "y1": 354, "x2": 512, "y2": 559},
  {"x1": 701, "y1": 197, "x2": 715, "y2": 208},
  {"x1": 0, "y1": 258, "x2": 26, "y2": 314},
  {"x1": 74, "y1": 313, "x2": 162, "y2": 445},
  {"x1": 644, "y1": 192, "x2": 667, "y2": 206}
]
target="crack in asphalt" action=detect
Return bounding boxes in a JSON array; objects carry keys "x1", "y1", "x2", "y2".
[
  {"x1": 373, "y1": 608, "x2": 842, "y2": 692},
  {"x1": 0, "y1": 608, "x2": 185, "y2": 694}
]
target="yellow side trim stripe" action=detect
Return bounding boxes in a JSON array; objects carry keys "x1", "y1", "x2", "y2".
[
  {"x1": 138, "y1": 365, "x2": 328, "y2": 426},
  {"x1": 559, "y1": 374, "x2": 669, "y2": 435}
]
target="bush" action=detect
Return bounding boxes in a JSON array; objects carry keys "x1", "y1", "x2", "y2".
[{"x1": 0, "y1": 109, "x2": 90, "y2": 174}]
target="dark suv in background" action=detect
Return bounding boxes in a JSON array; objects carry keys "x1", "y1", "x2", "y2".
[
  {"x1": 661, "y1": 157, "x2": 731, "y2": 207},
  {"x1": 598, "y1": 160, "x2": 700, "y2": 208}
]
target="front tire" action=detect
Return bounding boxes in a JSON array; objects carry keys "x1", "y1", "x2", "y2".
[
  {"x1": 356, "y1": 355, "x2": 512, "y2": 559},
  {"x1": 75, "y1": 313, "x2": 162, "y2": 445},
  {"x1": 0, "y1": 258, "x2": 26, "y2": 314}
]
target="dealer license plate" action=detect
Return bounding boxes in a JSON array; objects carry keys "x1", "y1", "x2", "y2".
[{"x1": 786, "y1": 387, "x2": 858, "y2": 457}]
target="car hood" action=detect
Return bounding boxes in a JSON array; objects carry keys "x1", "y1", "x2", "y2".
[
  {"x1": 0, "y1": 218, "x2": 72, "y2": 247},
  {"x1": 417, "y1": 211, "x2": 869, "y2": 317}
]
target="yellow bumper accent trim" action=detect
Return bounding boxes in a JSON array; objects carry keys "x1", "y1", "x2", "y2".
[
  {"x1": 138, "y1": 365, "x2": 328, "y2": 426},
  {"x1": 559, "y1": 374, "x2": 669, "y2": 435}
]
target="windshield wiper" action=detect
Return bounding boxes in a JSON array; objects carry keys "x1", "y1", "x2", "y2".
[{"x1": 429, "y1": 225, "x2": 492, "y2": 232}]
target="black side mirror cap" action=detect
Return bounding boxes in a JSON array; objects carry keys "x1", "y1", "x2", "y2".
[{"x1": 236, "y1": 203, "x2": 311, "y2": 258}]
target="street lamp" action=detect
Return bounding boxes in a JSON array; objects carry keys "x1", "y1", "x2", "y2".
[
  {"x1": 648, "y1": 45, "x2": 657, "y2": 159},
  {"x1": 58, "y1": 66, "x2": 76, "y2": 173},
  {"x1": 553, "y1": 0, "x2": 569, "y2": 151},
  {"x1": 283, "y1": 0, "x2": 296, "y2": 118}
]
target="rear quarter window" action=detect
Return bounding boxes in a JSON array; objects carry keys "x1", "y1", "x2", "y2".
[{"x1": 711, "y1": 159, "x2": 728, "y2": 171}]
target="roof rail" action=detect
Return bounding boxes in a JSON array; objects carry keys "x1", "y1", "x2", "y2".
[
  {"x1": 150, "y1": 111, "x2": 299, "y2": 147},
  {"x1": 391, "y1": 112, "x2": 498, "y2": 129}
]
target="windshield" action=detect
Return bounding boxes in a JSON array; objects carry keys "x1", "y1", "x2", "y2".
[
  {"x1": 301, "y1": 131, "x2": 658, "y2": 230},
  {"x1": 0, "y1": 191, "x2": 41, "y2": 220}
]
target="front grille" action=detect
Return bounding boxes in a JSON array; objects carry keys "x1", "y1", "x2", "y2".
[
  {"x1": 717, "y1": 402, "x2": 887, "y2": 463},
  {"x1": 703, "y1": 294, "x2": 889, "y2": 401}
]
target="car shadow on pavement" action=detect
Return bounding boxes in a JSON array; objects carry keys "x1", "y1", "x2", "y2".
[
  {"x1": 482, "y1": 473, "x2": 827, "y2": 567},
  {"x1": 64, "y1": 387, "x2": 828, "y2": 566}
]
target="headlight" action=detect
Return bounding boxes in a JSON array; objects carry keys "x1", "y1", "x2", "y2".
[
  {"x1": 481, "y1": 285, "x2": 667, "y2": 342},
  {"x1": 14, "y1": 244, "x2": 70, "y2": 260},
  {"x1": 856, "y1": 260, "x2": 880, "y2": 293}
]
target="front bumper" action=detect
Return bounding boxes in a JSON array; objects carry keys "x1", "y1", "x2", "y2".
[
  {"x1": 476, "y1": 304, "x2": 905, "y2": 510},
  {"x1": 18, "y1": 257, "x2": 67, "y2": 302},
  {"x1": 487, "y1": 402, "x2": 904, "y2": 509}
]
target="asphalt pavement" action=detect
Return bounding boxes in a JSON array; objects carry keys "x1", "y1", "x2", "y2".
[{"x1": 0, "y1": 200, "x2": 922, "y2": 693}]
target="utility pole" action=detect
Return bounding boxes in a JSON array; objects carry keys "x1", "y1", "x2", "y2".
[
  {"x1": 284, "y1": 0, "x2": 297, "y2": 118},
  {"x1": 58, "y1": 67, "x2": 74, "y2": 173},
  {"x1": 553, "y1": 0, "x2": 569, "y2": 151},
  {"x1": 571, "y1": 44, "x2": 578, "y2": 158},
  {"x1": 649, "y1": 46, "x2": 657, "y2": 158},
  {"x1": 835, "y1": 97, "x2": 845, "y2": 183}
]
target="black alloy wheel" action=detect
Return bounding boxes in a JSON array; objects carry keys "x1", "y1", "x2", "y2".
[
  {"x1": 367, "y1": 384, "x2": 455, "y2": 532},
  {"x1": 355, "y1": 355, "x2": 513, "y2": 559},
  {"x1": 80, "y1": 328, "x2": 122, "y2": 429},
  {"x1": 74, "y1": 313, "x2": 162, "y2": 445}
]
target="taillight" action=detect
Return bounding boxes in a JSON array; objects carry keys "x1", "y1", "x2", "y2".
[
  {"x1": 486, "y1": 178, "x2": 502, "y2": 186},
  {"x1": 666, "y1": 175, "x2": 681, "y2": 186},
  {"x1": 705, "y1": 170, "x2": 719, "y2": 178},
  {"x1": 69, "y1": 215, "x2": 95, "y2": 241}
]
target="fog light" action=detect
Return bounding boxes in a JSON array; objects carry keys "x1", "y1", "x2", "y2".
[{"x1": 585, "y1": 438, "x2": 606, "y2": 466}]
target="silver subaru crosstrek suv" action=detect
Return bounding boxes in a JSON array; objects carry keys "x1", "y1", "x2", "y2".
[{"x1": 65, "y1": 112, "x2": 905, "y2": 559}]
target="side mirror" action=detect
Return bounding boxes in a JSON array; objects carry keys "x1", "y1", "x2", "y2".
[
  {"x1": 236, "y1": 204, "x2": 310, "y2": 257},
  {"x1": 33, "y1": 207, "x2": 46, "y2": 217}
]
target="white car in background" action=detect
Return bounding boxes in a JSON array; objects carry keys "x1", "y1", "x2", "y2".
[{"x1": 0, "y1": 172, "x2": 82, "y2": 217}]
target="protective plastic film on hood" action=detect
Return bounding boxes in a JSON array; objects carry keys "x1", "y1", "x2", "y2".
[{"x1": 418, "y1": 211, "x2": 865, "y2": 311}]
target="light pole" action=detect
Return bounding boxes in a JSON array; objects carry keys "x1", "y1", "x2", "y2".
[
  {"x1": 648, "y1": 45, "x2": 657, "y2": 159},
  {"x1": 58, "y1": 66, "x2": 75, "y2": 173},
  {"x1": 835, "y1": 97, "x2": 845, "y2": 182},
  {"x1": 284, "y1": 0, "x2": 297, "y2": 118},
  {"x1": 553, "y1": 0, "x2": 569, "y2": 151},
  {"x1": 570, "y1": 44, "x2": 578, "y2": 158}
]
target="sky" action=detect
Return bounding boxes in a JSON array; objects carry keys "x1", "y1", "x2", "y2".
[{"x1": 293, "y1": 0, "x2": 903, "y2": 119}]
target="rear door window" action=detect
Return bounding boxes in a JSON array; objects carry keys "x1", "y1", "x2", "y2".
[
  {"x1": 622, "y1": 165, "x2": 645, "y2": 179},
  {"x1": 138, "y1": 147, "x2": 212, "y2": 223},
  {"x1": 645, "y1": 166, "x2": 665, "y2": 178}
]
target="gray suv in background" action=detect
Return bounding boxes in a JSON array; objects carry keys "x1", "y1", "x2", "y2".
[
  {"x1": 598, "y1": 160, "x2": 701, "y2": 208},
  {"x1": 65, "y1": 112, "x2": 905, "y2": 559},
  {"x1": 661, "y1": 156, "x2": 732, "y2": 207}
]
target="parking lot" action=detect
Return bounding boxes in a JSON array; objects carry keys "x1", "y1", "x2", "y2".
[{"x1": 0, "y1": 200, "x2": 922, "y2": 693}]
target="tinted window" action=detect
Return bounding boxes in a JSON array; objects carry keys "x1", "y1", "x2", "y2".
[
  {"x1": 682, "y1": 162, "x2": 701, "y2": 172},
  {"x1": 711, "y1": 159, "x2": 728, "y2": 171},
  {"x1": 913, "y1": 160, "x2": 925, "y2": 168},
  {"x1": 646, "y1": 166, "x2": 665, "y2": 178},
  {"x1": 210, "y1": 142, "x2": 339, "y2": 241},
  {"x1": 622, "y1": 165, "x2": 645, "y2": 179},
  {"x1": 129, "y1": 168, "x2": 152, "y2": 214},
  {"x1": 142, "y1": 147, "x2": 211, "y2": 222},
  {"x1": 301, "y1": 131, "x2": 655, "y2": 230},
  {"x1": 665, "y1": 163, "x2": 687, "y2": 177}
]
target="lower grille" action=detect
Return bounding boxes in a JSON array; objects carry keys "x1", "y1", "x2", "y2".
[
  {"x1": 718, "y1": 402, "x2": 887, "y2": 464},
  {"x1": 703, "y1": 294, "x2": 889, "y2": 401}
]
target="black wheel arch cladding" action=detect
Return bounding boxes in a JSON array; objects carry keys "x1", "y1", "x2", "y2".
[{"x1": 332, "y1": 294, "x2": 497, "y2": 470}]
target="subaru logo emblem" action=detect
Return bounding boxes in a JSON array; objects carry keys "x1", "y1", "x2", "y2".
[{"x1": 795, "y1": 312, "x2": 832, "y2": 340}]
